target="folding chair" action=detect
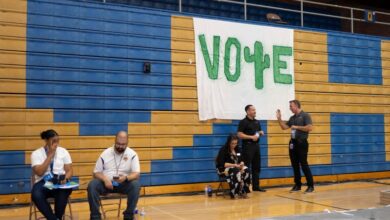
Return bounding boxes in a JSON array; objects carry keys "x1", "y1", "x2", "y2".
[
  {"x1": 99, "y1": 193, "x2": 125, "y2": 219},
  {"x1": 29, "y1": 175, "x2": 73, "y2": 220},
  {"x1": 215, "y1": 168, "x2": 229, "y2": 197}
]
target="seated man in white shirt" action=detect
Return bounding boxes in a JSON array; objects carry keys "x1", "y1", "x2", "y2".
[{"x1": 87, "y1": 131, "x2": 140, "y2": 220}]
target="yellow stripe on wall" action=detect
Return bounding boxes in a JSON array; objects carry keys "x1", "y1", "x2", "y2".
[
  {"x1": 386, "y1": 115, "x2": 390, "y2": 161},
  {"x1": 294, "y1": 30, "x2": 328, "y2": 82},
  {"x1": 0, "y1": 0, "x2": 26, "y2": 109}
]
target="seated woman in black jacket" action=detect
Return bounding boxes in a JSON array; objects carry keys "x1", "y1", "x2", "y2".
[{"x1": 216, "y1": 134, "x2": 251, "y2": 199}]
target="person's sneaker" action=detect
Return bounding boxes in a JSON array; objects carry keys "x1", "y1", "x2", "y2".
[
  {"x1": 304, "y1": 186, "x2": 314, "y2": 193},
  {"x1": 290, "y1": 185, "x2": 301, "y2": 192}
]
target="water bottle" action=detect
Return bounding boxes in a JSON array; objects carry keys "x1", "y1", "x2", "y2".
[
  {"x1": 207, "y1": 185, "x2": 212, "y2": 197},
  {"x1": 205, "y1": 185, "x2": 208, "y2": 196},
  {"x1": 140, "y1": 207, "x2": 145, "y2": 216},
  {"x1": 43, "y1": 173, "x2": 54, "y2": 182}
]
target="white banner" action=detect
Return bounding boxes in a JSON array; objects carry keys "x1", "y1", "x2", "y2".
[{"x1": 194, "y1": 18, "x2": 295, "y2": 121}]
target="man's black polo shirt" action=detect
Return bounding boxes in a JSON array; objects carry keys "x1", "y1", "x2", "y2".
[{"x1": 238, "y1": 116, "x2": 262, "y2": 145}]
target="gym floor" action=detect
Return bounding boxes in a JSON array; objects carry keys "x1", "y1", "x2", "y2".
[{"x1": 1, "y1": 180, "x2": 390, "y2": 220}]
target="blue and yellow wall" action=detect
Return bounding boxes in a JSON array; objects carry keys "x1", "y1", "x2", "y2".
[{"x1": 0, "y1": 0, "x2": 389, "y2": 204}]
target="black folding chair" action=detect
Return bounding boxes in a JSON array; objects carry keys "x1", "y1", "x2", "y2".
[{"x1": 215, "y1": 168, "x2": 229, "y2": 197}]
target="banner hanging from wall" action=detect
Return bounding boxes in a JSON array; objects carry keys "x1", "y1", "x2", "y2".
[{"x1": 194, "y1": 17, "x2": 295, "y2": 121}]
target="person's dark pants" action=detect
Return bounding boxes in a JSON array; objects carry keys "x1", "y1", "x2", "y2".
[
  {"x1": 242, "y1": 143, "x2": 261, "y2": 189},
  {"x1": 87, "y1": 178, "x2": 140, "y2": 220},
  {"x1": 31, "y1": 180, "x2": 72, "y2": 220},
  {"x1": 289, "y1": 139, "x2": 314, "y2": 187}
]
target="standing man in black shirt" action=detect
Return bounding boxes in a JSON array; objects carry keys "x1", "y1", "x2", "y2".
[
  {"x1": 276, "y1": 100, "x2": 314, "y2": 193},
  {"x1": 237, "y1": 104, "x2": 266, "y2": 192}
]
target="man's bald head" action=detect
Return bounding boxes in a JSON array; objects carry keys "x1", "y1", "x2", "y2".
[
  {"x1": 116, "y1": 130, "x2": 128, "y2": 139},
  {"x1": 114, "y1": 130, "x2": 128, "y2": 153}
]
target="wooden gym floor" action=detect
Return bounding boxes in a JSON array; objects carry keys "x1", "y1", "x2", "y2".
[{"x1": 1, "y1": 180, "x2": 389, "y2": 220}]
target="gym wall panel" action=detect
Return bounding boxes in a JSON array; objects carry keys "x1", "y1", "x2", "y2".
[
  {"x1": 382, "y1": 40, "x2": 390, "y2": 86},
  {"x1": 327, "y1": 33, "x2": 382, "y2": 85},
  {"x1": 1, "y1": 0, "x2": 390, "y2": 204},
  {"x1": 386, "y1": 115, "x2": 390, "y2": 161}
]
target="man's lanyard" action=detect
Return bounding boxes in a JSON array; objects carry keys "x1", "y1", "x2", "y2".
[
  {"x1": 113, "y1": 148, "x2": 124, "y2": 176},
  {"x1": 44, "y1": 147, "x2": 55, "y2": 173}
]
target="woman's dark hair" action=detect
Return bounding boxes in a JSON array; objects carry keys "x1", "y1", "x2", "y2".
[
  {"x1": 223, "y1": 133, "x2": 239, "y2": 153},
  {"x1": 215, "y1": 134, "x2": 240, "y2": 169},
  {"x1": 40, "y1": 129, "x2": 59, "y2": 140}
]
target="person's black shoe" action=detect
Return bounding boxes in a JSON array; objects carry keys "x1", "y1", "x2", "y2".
[
  {"x1": 253, "y1": 188, "x2": 267, "y2": 192},
  {"x1": 290, "y1": 185, "x2": 301, "y2": 192},
  {"x1": 240, "y1": 192, "x2": 249, "y2": 199},
  {"x1": 304, "y1": 186, "x2": 314, "y2": 193}
]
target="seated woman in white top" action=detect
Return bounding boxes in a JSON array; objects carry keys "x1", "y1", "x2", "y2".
[{"x1": 31, "y1": 129, "x2": 73, "y2": 220}]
